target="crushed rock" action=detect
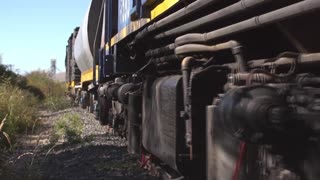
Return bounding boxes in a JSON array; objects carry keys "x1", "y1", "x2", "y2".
[{"x1": 0, "y1": 107, "x2": 159, "y2": 180}]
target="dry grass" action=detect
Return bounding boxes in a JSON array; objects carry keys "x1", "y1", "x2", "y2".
[
  {"x1": 0, "y1": 115, "x2": 12, "y2": 149},
  {"x1": 0, "y1": 83, "x2": 39, "y2": 140},
  {"x1": 0, "y1": 61, "x2": 72, "y2": 178},
  {"x1": 0, "y1": 69, "x2": 70, "y2": 146},
  {"x1": 25, "y1": 71, "x2": 71, "y2": 111}
]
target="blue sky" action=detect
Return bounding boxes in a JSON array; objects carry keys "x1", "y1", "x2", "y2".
[{"x1": 0, "y1": 0, "x2": 91, "y2": 74}]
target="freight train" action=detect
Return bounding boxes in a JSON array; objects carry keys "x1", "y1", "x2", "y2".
[{"x1": 65, "y1": 0, "x2": 320, "y2": 179}]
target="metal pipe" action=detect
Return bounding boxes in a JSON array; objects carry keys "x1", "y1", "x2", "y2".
[
  {"x1": 175, "y1": 41, "x2": 239, "y2": 54},
  {"x1": 145, "y1": 43, "x2": 175, "y2": 58},
  {"x1": 296, "y1": 75, "x2": 320, "y2": 86},
  {"x1": 127, "y1": 91, "x2": 142, "y2": 154},
  {"x1": 135, "y1": 0, "x2": 223, "y2": 41},
  {"x1": 229, "y1": 73, "x2": 275, "y2": 85},
  {"x1": 175, "y1": 0, "x2": 320, "y2": 46},
  {"x1": 181, "y1": 56, "x2": 195, "y2": 160},
  {"x1": 155, "y1": 0, "x2": 271, "y2": 39},
  {"x1": 232, "y1": 45, "x2": 247, "y2": 73},
  {"x1": 247, "y1": 53, "x2": 320, "y2": 68},
  {"x1": 176, "y1": 41, "x2": 247, "y2": 72},
  {"x1": 153, "y1": 54, "x2": 179, "y2": 64}
]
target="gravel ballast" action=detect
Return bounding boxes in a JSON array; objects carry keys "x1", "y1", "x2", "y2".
[{"x1": 0, "y1": 107, "x2": 159, "y2": 180}]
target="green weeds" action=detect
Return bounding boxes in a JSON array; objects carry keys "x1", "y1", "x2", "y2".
[{"x1": 50, "y1": 113, "x2": 84, "y2": 144}]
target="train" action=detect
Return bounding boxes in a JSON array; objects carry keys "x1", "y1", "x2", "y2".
[{"x1": 65, "y1": 0, "x2": 320, "y2": 179}]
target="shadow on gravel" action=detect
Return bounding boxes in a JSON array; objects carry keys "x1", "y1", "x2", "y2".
[
  {"x1": 38, "y1": 109, "x2": 72, "y2": 118},
  {"x1": 39, "y1": 144, "x2": 158, "y2": 180},
  {"x1": 0, "y1": 139, "x2": 159, "y2": 180},
  {"x1": 0, "y1": 107, "x2": 160, "y2": 180}
]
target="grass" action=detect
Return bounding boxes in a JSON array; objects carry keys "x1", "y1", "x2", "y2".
[
  {"x1": 25, "y1": 71, "x2": 72, "y2": 111},
  {"x1": 0, "y1": 68, "x2": 71, "y2": 147},
  {"x1": 0, "y1": 81, "x2": 41, "y2": 179},
  {"x1": 50, "y1": 113, "x2": 84, "y2": 144},
  {"x1": 0, "y1": 84, "x2": 39, "y2": 141},
  {"x1": 0, "y1": 63, "x2": 39, "y2": 143},
  {"x1": 0, "y1": 60, "x2": 73, "y2": 178},
  {"x1": 44, "y1": 96, "x2": 72, "y2": 112},
  {"x1": 0, "y1": 115, "x2": 12, "y2": 149}
]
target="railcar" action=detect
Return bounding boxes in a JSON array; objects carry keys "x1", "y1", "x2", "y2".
[
  {"x1": 65, "y1": 0, "x2": 320, "y2": 179},
  {"x1": 65, "y1": 27, "x2": 81, "y2": 94}
]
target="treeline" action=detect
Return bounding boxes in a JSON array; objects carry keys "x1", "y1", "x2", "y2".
[{"x1": 0, "y1": 61, "x2": 69, "y2": 147}]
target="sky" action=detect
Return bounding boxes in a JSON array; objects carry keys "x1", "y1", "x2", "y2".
[{"x1": 0, "y1": 0, "x2": 91, "y2": 74}]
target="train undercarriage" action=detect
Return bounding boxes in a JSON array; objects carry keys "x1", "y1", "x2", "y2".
[{"x1": 65, "y1": 0, "x2": 320, "y2": 179}]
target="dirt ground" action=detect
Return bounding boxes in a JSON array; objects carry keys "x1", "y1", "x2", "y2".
[{"x1": 0, "y1": 107, "x2": 159, "y2": 180}]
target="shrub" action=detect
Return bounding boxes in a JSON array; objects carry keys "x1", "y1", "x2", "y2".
[
  {"x1": 24, "y1": 85, "x2": 45, "y2": 101},
  {"x1": 0, "y1": 66, "x2": 70, "y2": 146},
  {"x1": 0, "y1": 83, "x2": 38, "y2": 140},
  {"x1": 0, "y1": 63, "x2": 40, "y2": 145},
  {"x1": 25, "y1": 71, "x2": 71, "y2": 111}
]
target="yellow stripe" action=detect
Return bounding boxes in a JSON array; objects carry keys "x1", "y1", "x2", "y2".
[
  {"x1": 151, "y1": 0, "x2": 179, "y2": 19},
  {"x1": 105, "y1": 0, "x2": 179, "y2": 52},
  {"x1": 110, "y1": 37, "x2": 116, "y2": 47},
  {"x1": 66, "y1": 81, "x2": 76, "y2": 88},
  {"x1": 105, "y1": 44, "x2": 109, "y2": 52},
  {"x1": 81, "y1": 66, "x2": 99, "y2": 85},
  {"x1": 71, "y1": 81, "x2": 76, "y2": 87},
  {"x1": 106, "y1": 19, "x2": 150, "y2": 51}
]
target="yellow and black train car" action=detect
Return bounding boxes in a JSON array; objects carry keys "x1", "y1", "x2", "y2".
[{"x1": 66, "y1": 0, "x2": 320, "y2": 179}]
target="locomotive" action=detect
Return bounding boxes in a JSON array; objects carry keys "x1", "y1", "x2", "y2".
[{"x1": 65, "y1": 0, "x2": 320, "y2": 179}]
